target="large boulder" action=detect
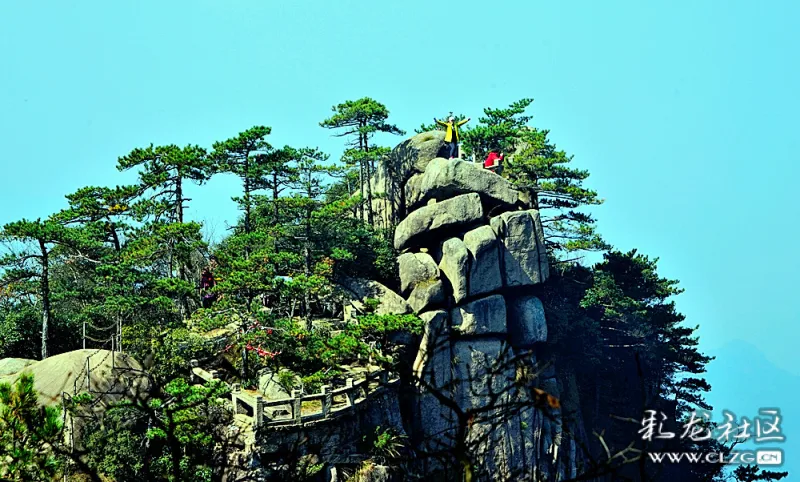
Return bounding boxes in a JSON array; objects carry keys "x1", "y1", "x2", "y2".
[
  {"x1": 257, "y1": 368, "x2": 295, "y2": 419},
  {"x1": 384, "y1": 130, "x2": 447, "y2": 179},
  {"x1": 451, "y1": 294, "x2": 507, "y2": 336},
  {"x1": 406, "y1": 157, "x2": 521, "y2": 210},
  {"x1": 463, "y1": 225, "x2": 502, "y2": 297},
  {"x1": 0, "y1": 349, "x2": 148, "y2": 407},
  {"x1": 339, "y1": 277, "x2": 412, "y2": 317},
  {"x1": 438, "y1": 237, "x2": 469, "y2": 303},
  {"x1": 506, "y1": 295, "x2": 548, "y2": 347},
  {"x1": 368, "y1": 131, "x2": 446, "y2": 229},
  {"x1": 398, "y1": 252, "x2": 439, "y2": 295},
  {"x1": 0, "y1": 358, "x2": 36, "y2": 377},
  {"x1": 490, "y1": 210, "x2": 549, "y2": 287},
  {"x1": 257, "y1": 368, "x2": 295, "y2": 400},
  {"x1": 394, "y1": 193, "x2": 483, "y2": 251},
  {"x1": 407, "y1": 279, "x2": 445, "y2": 314}
]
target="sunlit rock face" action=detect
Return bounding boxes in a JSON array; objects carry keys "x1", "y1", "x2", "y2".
[{"x1": 387, "y1": 136, "x2": 577, "y2": 480}]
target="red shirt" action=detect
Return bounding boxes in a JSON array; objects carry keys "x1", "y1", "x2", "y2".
[{"x1": 484, "y1": 152, "x2": 503, "y2": 168}]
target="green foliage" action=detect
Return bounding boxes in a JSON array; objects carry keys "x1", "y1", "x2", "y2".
[
  {"x1": 81, "y1": 378, "x2": 230, "y2": 482},
  {"x1": 0, "y1": 373, "x2": 63, "y2": 481},
  {"x1": 220, "y1": 310, "x2": 422, "y2": 385},
  {"x1": 210, "y1": 126, "x2": 273, "y2": 234},
  {"x1": 123, "y1": 324, "x2": 212, "y2": 382},
  {"x1": 320, "y1": 97, "x2": 404, "y2": 225},
  {"x1": 117, "y1": 144, "x2": 211, "y2": 223},
  {"x1": 320, "y1": 97, "x2": 405, "y2": 146},
  {"x1": 459, "y1": 98, "x2": 607, "y2": 255},
  {"x1": 461, "y1": 99, "x2": 533, "y2": 159},
  {"x1": 365, "y1": 426, "x2": 407, "y2": 461},
  {"x1": 543, "y1": 249, "x2": 720, "y2": 480}
]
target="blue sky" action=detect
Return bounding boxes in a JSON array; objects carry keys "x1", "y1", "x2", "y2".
[{"x1": 1, "y1": 0, "x2": 797, "y2": 474}]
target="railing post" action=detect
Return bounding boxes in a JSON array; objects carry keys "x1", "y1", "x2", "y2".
[
  {"x1": 189, "y1": 359, "x2": 198, "y2": 383},
  {"x1": 321, "y1": 385, "x2": 332, "y2": 417},
  {"x1": 380, "y1": 371, "x2": 388, "y2": 385},
  {"x1": 231, "y1": 384, "x2": 241, "y2": 414},
  {"x1": 254, "y1": 396, "x2": 264, "y2": 428},
  {"x1": 345, "y1": 378, "x2": 355, "y2": 407},
  {"x1": 291, "y1": 389, "x2": 302, "y2": 423}
]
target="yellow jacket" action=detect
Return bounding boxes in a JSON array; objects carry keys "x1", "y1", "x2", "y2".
[{"x1": 436, "y1": 118, "x2": 470, "y2": 142}]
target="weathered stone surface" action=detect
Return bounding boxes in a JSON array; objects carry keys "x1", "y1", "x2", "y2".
[
  {"x1": 452, "y1": 339, "x2": 511, "y2": 409},
  {"x1": 386, "y1": 130, "x2": 447, "y2": 178},
  {"x1": 257, "y1": 368, "x2": 294, "y2": 401},
  {"x1": 404, "y1": 173, "x2": 424, "y2": 205},
  {"x1": 398, "y1": 252, "x2": 439, "y2": 295},
  {"x1": 394, "y1": 193, "x2": 483, "y2": 251},
  {"x1": 407, "y1": 279, "x2": 445, "y2": 313},
  {"x1": 256, "y1": 368, "x2": 295, "y2": 419},
  {"x1": 506, "y1": 295, "x2": 547, "y2": 347},
  {"x1": 451, "y1": 294, "x2": 507, "y2": 335},
  {"x1": 490, "y1": 210, "x2": 549, "y2": 287},
  {"x1": 367, "y1": 131, "x2": 447, "y2": 229},
  {"x1": 412, "y1": 310, "x2": 456, "y2": 466},
  {"x1": 438, "y1": 237, "x2": 469, "y2": 303},
  {"x1": 412, "y1": 310, "x2": 451, "y2": 386},
  {"x1": 463, "y1": 225, "x2": 502, "y2": 297},
  {"x1": 0, "y1": 358, "x2": 36, "y2": 377},
  {"x1": 339, "y1": 277, "x2": 412, "y2": 317},
  {"x1": 407, "y1": 157, "x2": 521, "y2": 210},
  {"x1": 0, "y1": 349, "x2": 148, "y2": 408}
]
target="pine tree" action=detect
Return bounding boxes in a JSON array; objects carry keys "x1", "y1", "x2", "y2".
[
  {"x1": 462, "y1": 99, "x2": 533, "y2": 160},
  {"x1": 0, "y1": 219, "x2": 68, "y2": 359},
  {"x1": 461, "y1": 98, "x2": 606, "y2": 256},
  {"x1": 117, "y1": 144, "x2": 211, "y2": 224},
  {"x1": 210, "y1": 126, "x2": 273, "y2": 237},
  {"x1": 320, "y1": 97, "x2": 404, "y2": 225},
  {"x1": 257, "y1": 145, "x2": 299, "y2": 221},
  {"x1": 0, "y1": 373, "x2": 63, "y2": 481}
]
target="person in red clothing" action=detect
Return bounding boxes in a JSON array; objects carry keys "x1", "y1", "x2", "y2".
[
  {"x1": 199, "y1": 255, "x2": 219, "y2": 308},
  {"x1": 484, "y1": 151, "x2": 504, "y2": 170}
]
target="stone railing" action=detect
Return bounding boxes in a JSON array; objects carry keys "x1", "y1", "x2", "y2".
[{"x1": 189, "y1": 361, "x2": 398, "y2": 429}]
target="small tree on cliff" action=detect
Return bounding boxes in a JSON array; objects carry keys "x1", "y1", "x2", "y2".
[
  {"x1": 462, "y1": 98, "x2": 606, "y2": 256},
  {"x1": 320, "y1": 97, "x2": 405, "y2": 225}
]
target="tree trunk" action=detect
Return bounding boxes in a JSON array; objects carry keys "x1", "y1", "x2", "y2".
[
  {"x1": 243, "y1": 154, "x2": 252, "y2": 237},
  {"x1": 361, "y1": 129, "x2": 375, "y2": 226},
  {"x1": 364, "y1": 143, "x2": 374, "y2": 226},
  {"x1": 175, "y1": 175, "x2": 184, "y2": 224},
  {"x1": 39, "y1": 240, "x2": 51, "y2": 359},
  {"x1": 304, "y1": 209, "x2": 312, "y2": 331},
  {"x1": 175, "y1": 175, "x2": 191, "y2": 318},
  {"x1": 273, "y1": 172, "x2": 280, "y2": 220},
  {"x1": 358, "y1": 160, "x2": 365, "y2": 222}
]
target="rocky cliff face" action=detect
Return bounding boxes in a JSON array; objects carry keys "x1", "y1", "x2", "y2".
[
  {"x1": 384, "y1": 133, "x2": 580, "y2": 480},
  {"x1": 246, "y1": 133, "x2": 584, "y2": 481}
]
